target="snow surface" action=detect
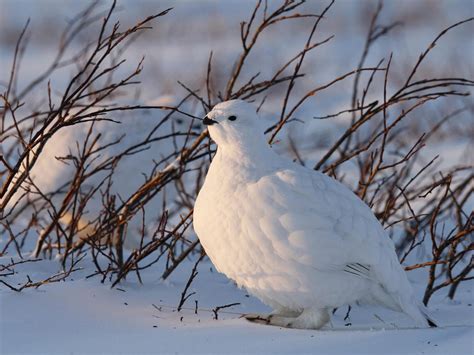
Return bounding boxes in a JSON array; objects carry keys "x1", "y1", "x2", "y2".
[
  {"x1": 1, "y1": 1, "x2": 473, "y2": 354},
  {"x1": 1, "y1": 256, "x2": 473, "y2": 355}
]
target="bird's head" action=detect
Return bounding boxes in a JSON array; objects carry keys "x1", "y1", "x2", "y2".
[{"x1": 203, "y1": 99, "x2": 266, "y2": 148}]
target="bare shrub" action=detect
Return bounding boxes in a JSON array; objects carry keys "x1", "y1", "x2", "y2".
[{"x1": 1, "y1": 1, "x2": 472, "y2": 307}]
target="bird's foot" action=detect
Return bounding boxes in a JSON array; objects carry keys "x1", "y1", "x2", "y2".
[
  {"x1": 243, "y1": 313, "x2": 298, "y2": 327},
  {"x1": 244, "y1": 308, "x2": 330, "y2": 330},
  {"x1": 286, "y1": 308, "x2": 330, "y2": 329},
  {"x1": 244, "y1": 308, "x2": 300, "y2": 326}
]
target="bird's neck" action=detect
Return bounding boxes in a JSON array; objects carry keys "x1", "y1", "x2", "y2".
[{"x1": 214, "y1": 140, "x2": 279, "y2": 176}]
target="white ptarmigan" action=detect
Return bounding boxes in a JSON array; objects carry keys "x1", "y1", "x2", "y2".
[{"x1": 193, "y1": 99, "x2": 435, "y2": 329}]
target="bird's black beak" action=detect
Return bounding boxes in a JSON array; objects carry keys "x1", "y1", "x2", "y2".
[{"x1": 203, "y1": 115, "x2": 218, "y2": 126}]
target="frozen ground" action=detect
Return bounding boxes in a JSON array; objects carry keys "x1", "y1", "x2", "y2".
[
  {"x1": 1, "y1": 255, "x2": 473, "y2": 355},
  {"x1": 1, "y1": 1, "x2": 473, "y2": 354}
]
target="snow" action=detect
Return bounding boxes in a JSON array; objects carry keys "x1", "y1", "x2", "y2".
[
  {"x1": 1, "y1": 1, "x2": 473, "y2": 354},
  {"x1": 1, "y1": 256, "x2": 473, "y2": 354}
]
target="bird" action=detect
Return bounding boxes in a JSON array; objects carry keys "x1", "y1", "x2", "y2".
[{"x1": 193, "y1": 99, "x2": 436, "y2": 329}]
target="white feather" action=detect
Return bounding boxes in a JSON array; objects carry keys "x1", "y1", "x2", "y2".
[{"x1": 194, "y1": 100, "x2": 431, "y2": 329}]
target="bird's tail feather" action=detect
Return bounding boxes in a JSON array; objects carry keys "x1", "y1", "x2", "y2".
[
  {"x1": 418, "y1": 303, "x2": 438, "y2": 328},
  {"x1": 398, "y1": 296, "x2": 438, "y2": 328}
]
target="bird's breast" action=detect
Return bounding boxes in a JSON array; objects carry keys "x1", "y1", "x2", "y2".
[{"x1": 193, "y1": 159, "x2": 284, "y2": 287}]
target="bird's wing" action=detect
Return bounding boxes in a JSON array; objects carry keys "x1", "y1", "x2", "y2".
[
  {"x1": 248, "y1": 166, "x2": 396, "y2": 276},
  {"x1": 245, "y1": 163, "x2": 420, "y2": 321}
]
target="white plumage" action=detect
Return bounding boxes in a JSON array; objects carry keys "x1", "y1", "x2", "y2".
[{"x1": 193, "y1": 100, "x2": 433, "y2": 329}]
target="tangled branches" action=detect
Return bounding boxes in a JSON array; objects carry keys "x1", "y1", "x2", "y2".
[{"x1": 1, "y1": 1, "x2": 472, "y2": 307}]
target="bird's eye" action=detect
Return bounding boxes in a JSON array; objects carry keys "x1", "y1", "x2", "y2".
[{"x1": 228, "y1": 115, "x2": 237, "y2": 121}]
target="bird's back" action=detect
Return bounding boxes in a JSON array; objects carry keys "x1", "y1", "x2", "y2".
[{"x1": 194, "y1": 99, "x2": 430, "y2": 326}]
